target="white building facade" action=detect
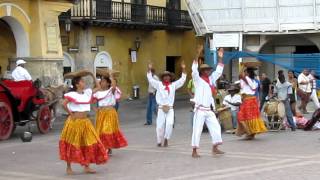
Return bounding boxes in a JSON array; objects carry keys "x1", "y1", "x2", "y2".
[{"x1": 185, "y1": 0, "x2": 320, "y2": 81}]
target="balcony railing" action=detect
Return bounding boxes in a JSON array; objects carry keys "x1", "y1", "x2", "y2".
[{"x1": 59, "y1": 0, "x2": 192, "y2": 29}]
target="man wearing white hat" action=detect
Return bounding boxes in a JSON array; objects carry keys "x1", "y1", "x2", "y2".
[{"x1": 12, "y1": 59, "x2": 32, "y2": 81}]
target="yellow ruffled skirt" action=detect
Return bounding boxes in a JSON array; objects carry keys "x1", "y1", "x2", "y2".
[
  {"x1": 96, "y1": 108, "x2": 128, "y2": 149},
  {"x1": 59, "y1": 117, "x2": 108, "y2": 166}
]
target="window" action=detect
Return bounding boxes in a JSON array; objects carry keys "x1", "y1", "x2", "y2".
[{"x1": 96, "y1": 36, "x2": 105, "y2": 46}]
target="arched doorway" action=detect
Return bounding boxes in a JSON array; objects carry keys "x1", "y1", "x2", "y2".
[
  {"x1": 259, "y1": 35, "x2": 319, "y2": 80},
  {"x1": 94, "y1": 51, "x2": 113, "y2": 75},
  {"x1": 0, "y1": 15, "x2": 30, "y2": 77},
  {"x1": 0, "y1": 19, "x2": 16, "y2": 77},
  {"x1": 63, "y1": 52, "x2": 75, "y2": 75}
]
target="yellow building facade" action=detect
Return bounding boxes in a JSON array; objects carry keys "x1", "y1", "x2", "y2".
[
  {"x1": 61, "y1": 0, "x2": 200, "y2": 98},
  {"x1": 0, "y1": 0, "x2": 72, "y2": 85}
]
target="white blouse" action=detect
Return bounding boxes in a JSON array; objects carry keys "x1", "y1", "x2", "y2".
[
  {"x1": 240, "y1": 76, "x2": 258, "y2": 95},
  {"x1": 64, "y1": 89, "x2": 92, "y2": 112},
  {"x1": 93, "y1": 87, "x2": 121, "y2": 107}
]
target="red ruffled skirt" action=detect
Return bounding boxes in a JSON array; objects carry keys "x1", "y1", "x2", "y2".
[
  {"x1": 237, "y1": 95, "x2": 267, "y2": 136},
  {"x1": 96, "y1": 107, "x2": 128, "y2": 149}
]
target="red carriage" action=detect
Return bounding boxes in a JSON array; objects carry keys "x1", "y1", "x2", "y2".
[{"x1": 0, "y1": 80, "x2": 57, "y2": 140}]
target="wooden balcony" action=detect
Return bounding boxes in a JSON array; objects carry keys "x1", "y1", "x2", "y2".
[{"x1": 59, "y1": 0, "x2": 192, "y2": 30}]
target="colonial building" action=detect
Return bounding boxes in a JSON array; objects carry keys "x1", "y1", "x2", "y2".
[
  {"x1": 59, "y1": 0, "x2": 199, "y2": 98},
  {"x1": 186, "y1": 0, "x2": 320, "y2": 81},
  {"x1": 0, "y1": 0, "x2": 73, "y2": 85}
]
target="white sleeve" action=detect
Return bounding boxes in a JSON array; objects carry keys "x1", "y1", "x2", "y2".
[
  {"x1": 222, "y1": 96, "x2": 228, "y2": 106},
  {"x1": 298, "y1": 75, "x2": 303, "y2": 84},
  {"x1": 174, "y1": 73, "x2": 187, "y2": 90},
  {"x1": 287, "y1": 85, "x2": 293, "y2": 94},
  {"x1": 192, "y1": 62, "x2": 200, "y2": 82},
  {"x1": 24, "y1": 71, "x2": 32, "y2": 81},
  {"x1": 209, "y1": 63, "x2": 224, "y2": 84},
  {"x1": 115, "y1": 87, "x2": 122, "y2": 100},
  {"x1": 246, "y1": 76, "x2": 257, "y2": 90},
  {"x1": 236, "y1": 95, "x2": 242, "y2": 103},
  {"x1": 147, "y1": 72, "x2": 160, "y2": 90}
]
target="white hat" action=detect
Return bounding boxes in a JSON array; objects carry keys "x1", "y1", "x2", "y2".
[{"x1": 16, "y1": 59, "x2": 26, "y2": 66}]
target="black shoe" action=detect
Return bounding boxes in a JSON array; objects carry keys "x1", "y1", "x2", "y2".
[
  {"x1": 291, "y1": 127, "x2": 296, "y2": 131},
  {"x1": 144, "y1": 123, "x2": 151, "y2": 125}
]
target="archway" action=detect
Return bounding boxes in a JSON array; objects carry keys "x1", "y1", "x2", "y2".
[
  {"x1": 259, "y1": 35, "x2": 319, "y2": 80},
  {"x1": 0, "y1": 19, "x2": 16, "y2": 77},
  {"x1": 63, "y1": 52, "x2": 75, "y2": 75},
  {"x1": 94, "y1": 51, "x2": 113, "y2": 75},
  {"x1": 0, "y1": 15, "x2": 30, "y2": 77}
]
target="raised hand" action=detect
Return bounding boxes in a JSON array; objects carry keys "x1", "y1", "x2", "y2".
[
  {"x1": 218, "y1": 48, "x2": 224, "y2": 60},
  {"x1": 181, "y1": 61, "x2": 186, "y2": 69},
  {"x1": 148, "y1": 63, "x2": 153, "y2": 71},
  {"x1": 197, "y1": 44, "x2": 204, "y2": 56}
]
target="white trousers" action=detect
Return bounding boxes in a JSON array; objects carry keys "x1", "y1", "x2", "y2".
[
  {"x1": 156, "y1": 109, "x2": 174, "y2": 143},
  {"x1": 191, "y1": 110, "x2": 222, "y2": 148},
  {"x1": 310, "y1": 90, "x2": 320, "y2": 109}
]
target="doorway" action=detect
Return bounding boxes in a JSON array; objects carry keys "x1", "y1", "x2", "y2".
[{"x1": 166, "y1": 56, "x2": 181, "y2": 74}]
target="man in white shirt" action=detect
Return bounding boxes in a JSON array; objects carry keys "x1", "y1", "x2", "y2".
[
  {"x1": 145, "y1": 68, "x2": 159, "y2": 125},
  {"x1": 308, "y1": 70, "x2": 320, "y2": 109},
  {"x1": 298, "y1": 69, "x2": 312, "y2": 113},
  {"x1": 147, "y1": 63, "x2": 186, "y2": 147},
  {"x1": 12, "y1": 59, "x2": 32, "y2": 81},
  {"x1": 223, "y1": 85, "x2": 242, "y2": 129},
  {"x1": 191, "y1": 46, "x2": 225, "y2": 158}
]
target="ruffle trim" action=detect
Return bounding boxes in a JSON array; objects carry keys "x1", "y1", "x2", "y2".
[
  {"x1": 99, "y1": 131, "x2": 128, "y2": 149},
  {"x1": 59, "y1": 140, "x2": 108, "y2": 166}
]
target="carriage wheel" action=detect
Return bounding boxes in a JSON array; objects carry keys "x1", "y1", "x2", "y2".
[
  {"x1": 37, "y1": 106, "x2": 52, "y2": 134},
  {"x1": 0, "y1": 102, "x2": 14, "y2": 140}
]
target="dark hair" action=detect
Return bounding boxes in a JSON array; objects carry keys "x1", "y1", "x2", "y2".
[
  {"x1": 71, "y1": 76, "x2": 82, "y2": 91},
  {"x1": 278, "y1": 70, "x2": 284, "y2": 77},
  {"x1": 247, "y1": 69, "x2": 255, "y2": 79},
  {"x1": 101, "y1": 76, "x2": 112, "y2": 88}
]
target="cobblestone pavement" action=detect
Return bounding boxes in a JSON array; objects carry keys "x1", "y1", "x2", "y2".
[{"x1": 0, "y1": 97, "x2": 319, "y2": 180}]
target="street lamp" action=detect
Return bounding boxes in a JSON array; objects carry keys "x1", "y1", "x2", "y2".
[
  {"x1": 134, "y1": 37, "x2": 141, "y2": 51},
  {"x1": 65, "y1": 19, "x2": 72, "y2": 33}
]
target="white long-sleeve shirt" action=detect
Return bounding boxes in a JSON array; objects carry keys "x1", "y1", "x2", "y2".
[
  {"x1": 192, "y1": 63, "x2": 224, "y2": 110},
  {"x1": 147, "y1": 72, "x2": 186, "y2": 106},
  {"x1": 240, "y1": 76, "x2": 258, "y2": 95},
  {"x1": 12, "y1": 66, "x2": 32, "y2": 81}
]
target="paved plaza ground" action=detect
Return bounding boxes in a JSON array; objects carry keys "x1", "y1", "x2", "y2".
[{"x1": 0, "y1": 97, "x2": 319, "y2": 180}]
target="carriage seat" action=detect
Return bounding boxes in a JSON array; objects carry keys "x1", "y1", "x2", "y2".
[{"x1": 2, "y1": 80, "x2": 45, "y2": 112}]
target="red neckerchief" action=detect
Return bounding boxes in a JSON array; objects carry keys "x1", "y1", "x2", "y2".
[
  {"x1": 162, "y1": 81, "x2": 171, "y2": 93},
  {"x1": 201, "y1": 75, "x2": 217, "y2": 96}
]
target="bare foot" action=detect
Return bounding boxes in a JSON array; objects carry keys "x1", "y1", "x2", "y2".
[
  {"x1": 213, "y1": 149, "x2": 225, "y2": 155},
  {"x1": 192, "y1": 149, "x2": 200, "y2": 158},
  {"x1": 84, "y1": 167, "x2": 96, "y2": 174},
  {"x1": 66, "y1": 167, "x2": 74, "y2": 175},
  {"x1": 244, "y1": 135, "x2": 254, "y2": 140},
  {"x1": 192, "y1": 152, "x2": 200, "y2": 158},
  {"x1": 163, "y1": 139, "x2": 168, "y2": 147}
]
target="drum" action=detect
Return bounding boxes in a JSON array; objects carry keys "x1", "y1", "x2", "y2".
[
  {"x1": 264, "y1": 100, "x2": 279, "y2": 116},
  {"x1": 277, "y1": 101, "x2": 285, "y2": 118},
  {"x1": 217, "y1": 107, "x2": 233, "y2": 131}
]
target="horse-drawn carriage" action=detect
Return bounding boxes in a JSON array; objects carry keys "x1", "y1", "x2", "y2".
[{"x1": 0, "y1": 80, "x2": 58, "y2": 140}]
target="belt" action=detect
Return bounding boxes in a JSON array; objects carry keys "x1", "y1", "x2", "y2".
[
  {"x1": 98, "y1": 106, "x2": 114, "y2": 110},
  {"x1": 195, "y1": 105, "x2": 211, "y2": 111},
  {"x1": 158, "y1": 105, "x2": 173, "y2": 109},
  {"x1": 70, "y1": 112, "x2": 88, "y2": 119}
]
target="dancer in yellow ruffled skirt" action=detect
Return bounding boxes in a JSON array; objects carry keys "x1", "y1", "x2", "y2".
[{"x1": 59, "y1": 72, "x2": 108, "y2": 175}]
